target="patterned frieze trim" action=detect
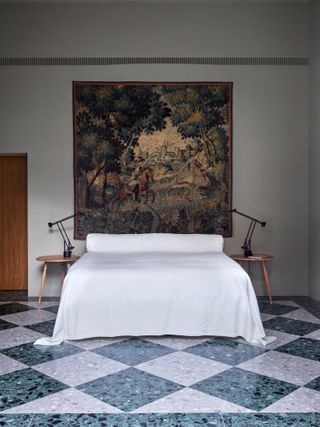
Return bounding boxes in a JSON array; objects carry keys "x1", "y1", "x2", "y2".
[{"x1": 0, "y1": 56, "x2": 308, "y2": 66}]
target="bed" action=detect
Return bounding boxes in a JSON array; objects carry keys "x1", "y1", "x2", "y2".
[{"x1": 35, "y1": 233, "x2": 272, "y2": 346}]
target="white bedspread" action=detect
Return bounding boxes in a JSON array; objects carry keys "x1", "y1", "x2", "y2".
[{"x1": 35, "y1": 250, "x2": 271, "y2": 346}]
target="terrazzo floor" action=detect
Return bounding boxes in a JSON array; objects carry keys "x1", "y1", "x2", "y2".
[{"x1": 0, "y1": 294, "x2": 319, "y2": 426}]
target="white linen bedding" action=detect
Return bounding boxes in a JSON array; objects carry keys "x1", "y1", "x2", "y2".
[{"x1": 35, "y1": 247, "x2": 271, "y2": 346}]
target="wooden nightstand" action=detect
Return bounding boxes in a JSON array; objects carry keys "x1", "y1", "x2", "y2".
[
  {"x1": 230, "y1": 253, "x2": 274, "y2": 304},
  {"x1": 36, "y1": 255, "x2": 80, "y2": 306}
]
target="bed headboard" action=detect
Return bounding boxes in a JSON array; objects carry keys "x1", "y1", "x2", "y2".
[{"x1": 86, "y1": 233, "x2": 223, "y2": 253}]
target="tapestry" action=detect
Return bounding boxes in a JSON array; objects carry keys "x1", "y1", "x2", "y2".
[{"x1": 73, "y1": 82, "x2": 232, "y2": 238}]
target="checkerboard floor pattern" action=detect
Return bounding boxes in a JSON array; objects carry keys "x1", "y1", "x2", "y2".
[{"x1": 0, "y1": 296, "x2": 319, "y2": 426}]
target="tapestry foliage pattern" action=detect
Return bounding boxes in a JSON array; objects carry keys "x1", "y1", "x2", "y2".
[{"x1": 73, "y1": 82, "x2": 232, "y2": 238}]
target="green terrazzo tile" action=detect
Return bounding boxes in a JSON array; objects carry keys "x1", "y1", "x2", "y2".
[
  {"x1": 0, "y1": 303, "x2": 33, "y2": 316},
  {"x1": 93, "y1": 337, "x2": 174, "y2": 365},
  {"x1": 0, "y1": 319, "x2": 16, "y2": 331},
  {"x1": 275, "y1": 338, "x2": 320, "y2": 362},
  {"x1": 1, "y1": 341, "x2": 82, "y2": 366},
  {"x1": 191, "y1": 367, "x2": 298, "y2": 411},
  {"x1": 77, "y1": 367, "x2": 183, "y2": 412},
  {"x1": 0, "y1": 368, "x2": 67, "y2": 411},
  {"x1": 263, "y1": 318, "x2": 320, "y2": 336},
  {"x1": 222, "y1": 413, "x2": 320, "y2": 426},
  {"x1": 185, "y1": 337, "x2": 267, "y2": 365},
  {"x1": 25, "y1": 319, "x2": 56, "y2": 336},
  {"x1": 259, "y1": 302, "x2": 299, "y2": 315},
  {"x1": 30, "y1": 413, "x2": 223, "y2": 426},
  {"x1": 0, "y1": 414, "x2": 32, "y2": 426},
  {"x1": 305, "y1": 376, "x2": 320, "y2": 392},
  {"x1": 43, "y1": 305, "x2": 59, "y2": 314}
]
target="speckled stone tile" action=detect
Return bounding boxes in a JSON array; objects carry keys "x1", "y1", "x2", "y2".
[
  {"x1": 237, "y1": 350, "x2": 320, "y2": 386},
  {"x1": 185, "y1": 337, "x2": 267, "y2": 366},
  {"x1": 281, "y1": 308, "x2": 320, "y2": 325},
  {"x1": 34, "y1": 351, "x2": 127, "y2": 386},
  {"x1": 43, "y1": 305, "x2": 60, "y2": 314},
  {"x1": 305, "y1": 329, "x2": 320, "y2": 340},
  {"x1": 93, "y1": 338, "x2": 174, "y2": 365},
  {"x1": 1, "y1": 341, "x2": 83, "y2": 366},
  {"x1": 25, "y1": 319, "x2": 56, "y2": 336},
  {"x1": 293, "y1": 297, "x2": 320, "y2": 319},
  {"x1": 0, "y1": 302, "x2": 33, "y2": 316},
  {"x1": 30, "y1": 413, "x2": 224, "y2": 427},
  {"x1": 0, "y1": 326, "x2": 44, "y2": 350},
  {"x1": 0, "y1": 308, "x2": 56, "y2": 326},
  {"x1": 0, "y1": 318, "x2": 16, "y2": 331},
  {"x1": 21, "y1": 300, "x2": 60, "y2": 309},
  {"x1": 262, "y1": 387, "x2": 320, "y2": 413},
  {"x1": 305, "y1": 376, "x2": 320, "y2": 392},
  {"x1": 69, "y1": 337, "x2": 127, "y2": 350},
  {"x1": 0, "y1": 414, "x2": 32, "y2": 426},
  {"x1": 274, "y1": 300, "x2": 300, "y2": 308},
  {"x1": 191, "y1": 367, "x2": 298, "y2": 411},
  {"x1": 0, "y1": 367, "x2": 67, "y2": 411},
  {"x1": 143, "y1": 336, "x2": 211, "y2": 350},
  {"x1": 132, "y1": 387, "x2": 252, "y2": 413},
  {"x1": 222, "y1": 413, "x2": 320, "y2": 426},
  {"x1": 258, "y1": 301, "x2": 298, "y2": 315},
  {"x1": 3, "y1": 388, "x2": 122, "y2": 413},
  {"x1": 263, "y1": 317, "x2": 320, "y2": 336},
  {"x1": 0, "y1": 353, "x2": 26, "y2": 375},
  {"x1": 264, "y1": 329, "x2": 299, "y2": 350},
  {"x1": 137, "y1": 351, "x2": 230, "y2": 386},
  {"x1": 260, "y1": 313, "x2": 276, "y2": 322},
  {"x1": 0, "y1": 292, "x2": 27, "y2": 302},
  {"x1": 275, "y1": 338, "x2": 320, "y2": 362},
  {"x1": 77, "y1": 367, "x2": 183, "y2": 412}
]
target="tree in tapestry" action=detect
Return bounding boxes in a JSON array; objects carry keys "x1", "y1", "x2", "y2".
[{"x1": 73, "y1": 82, "x2": 232, "y2": 238}]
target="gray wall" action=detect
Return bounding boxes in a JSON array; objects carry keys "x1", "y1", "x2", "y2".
[
  {"x1": 0, "y1": 1, "x2": 309, "y2": 297},
  {"x1": 309, "y1": 0, "x2": 320, "y2": 301}
]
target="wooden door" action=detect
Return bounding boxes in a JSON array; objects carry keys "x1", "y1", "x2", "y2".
[{"x1": 0, "y1": 155, "x2": 28, "y2": 290}]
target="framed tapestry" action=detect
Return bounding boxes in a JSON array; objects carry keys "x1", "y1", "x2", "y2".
[{"x1": 73, "y1": 82, "x2": 232, "y2": 238}]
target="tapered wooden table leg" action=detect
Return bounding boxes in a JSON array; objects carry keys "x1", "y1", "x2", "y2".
[
  {"x1": 36, "y1": 255, "x2": 80, "y2": 306},
  {"x1": 230, "y1": 254, "x2": 274, "y2": 304},
  {"x1": 38, "y1": 262, "x2": 48, "y2": 306},
  {"x1": 261, "y1": 260, "x2": 273, "y2": 305}
]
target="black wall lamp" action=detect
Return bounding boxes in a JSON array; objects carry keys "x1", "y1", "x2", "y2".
[
  {"x1": 48, "y1": 214, "x2": 77, "y2": 258},
  {"x1": 230, "y1": 208, "x2": 266, "y2": 257}
]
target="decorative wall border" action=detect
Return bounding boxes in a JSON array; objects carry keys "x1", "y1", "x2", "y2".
[{"x1": 0, "y1": 57, "x2": 308, "y2": 66}]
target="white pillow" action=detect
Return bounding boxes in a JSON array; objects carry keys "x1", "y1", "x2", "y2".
[{"x1": 86, "y1": 233, "x2": 223, "y2": 253}]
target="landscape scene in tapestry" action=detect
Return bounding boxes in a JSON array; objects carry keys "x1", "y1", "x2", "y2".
[{"x1": 74, "y1": 82, "x2": 232, "y2": 238}]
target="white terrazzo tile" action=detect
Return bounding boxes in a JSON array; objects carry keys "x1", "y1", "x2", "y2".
[
  {"x1": 260, "y1": 313, "x2": 277, "y2": 322},
  {"x1": 20, "y1": 301, "x2": 60, "y2": 309},
  {"x1": 132, "y1": 387, "x2": 253, "y2": 413},
  {"x1": 0, "y1": 353, "x2": 27, "y2": 375},
  {"x1": 143, "y1": 336, "x2": 210, "y2": 350},
  {"x1": 34, "y1": 351, "x2": 128, "y2": 386},
  {"x1": 238, "y1": 350, "x2": 320, "y2": 386},
  {"x1": 262, "y1": 387, "x2": 320, "y2": 413},
  {"x1": 0, "y1": 309, "x2": 56, "y2": 326},
  {"x1": 264, "y1": 329, "x2": 299, "y2": 350},
  {"x1": 305, "y1": 329, "x2": 320, "y2": 340},
  {"x1": 3, "y1": 388, "x2": 123, "y2": 413},
  {"x1": 137, "y1": 351, "x2": 230, "y2": 386},
  {"x1": 0, "y1": 327, "x2": 44, "y2": 350},
  {"x1": 274, "y1": 300, "x2": 300, "y2": 308},
  {"x1": 69, "y1": 337, "x2": 127, "y2": 350},
  {"x1": 281, "y1": 308, "x2": 320, "y2": 324}
]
